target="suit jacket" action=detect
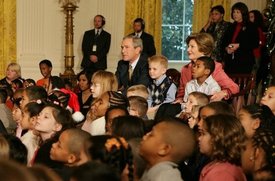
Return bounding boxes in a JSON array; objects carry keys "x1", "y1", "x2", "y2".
[
  {"x1": 130, "y1": 31, "x2": 156, "y2": 57},
  {"x1": 222, "y1": 22, "x2": 259, "y2": 74},
  {"x1": 115, "y1": 54, "x2": 150, "y2": 93},
  {"x1": 81, "y1": 29, "x2": 111, "y2": 71}
]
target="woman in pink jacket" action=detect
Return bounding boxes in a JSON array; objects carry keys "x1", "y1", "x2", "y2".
[
  {"x1": 176, "y1": 32, "x2": 239, "y2": 102},
  {"x1": 155, "y1": 33, "x2": 239, "y2": 121}
]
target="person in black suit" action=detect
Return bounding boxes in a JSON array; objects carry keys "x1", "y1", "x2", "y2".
[
  {"x1": 81, "y1": 15, "x2": 111, "y2": 72},
  {"x1": 129, "y1": 18, "x2": 156, "y2": 57},
  {"x1": 222, "y1": 2, "x2": 259, "y2": 74},
  {"x1": 115, "y1": 35, "x2": 150, "y2": 94}
]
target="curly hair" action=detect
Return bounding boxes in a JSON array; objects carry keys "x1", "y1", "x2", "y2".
[
  {"x1": 252, "y1": 129, "x2": 275, "y2": 169},
  {"x1": 249, "y1": 10, "x2": 264, "y2": 29},
  {"x1": 85, "y1": 135, "x2": 134, "y2": 181},
  {"x1": 204, "y1": 114, "x2": 246, "y2": 165}
]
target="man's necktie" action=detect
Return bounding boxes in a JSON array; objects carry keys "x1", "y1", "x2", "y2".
[{"x1": 128, "y1": 64, "x2": 133, "y2": 80}]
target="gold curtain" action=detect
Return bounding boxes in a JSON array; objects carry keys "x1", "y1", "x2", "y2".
[
  {"x1": 0, "y1": 0, "x2": 16, "y2": 78},
  {"x1": 192, "y1": 0, "x2": 231, "y2": 33},
  {"x1": 125, "y1": 0, "x2": 162, "y2": 54}
]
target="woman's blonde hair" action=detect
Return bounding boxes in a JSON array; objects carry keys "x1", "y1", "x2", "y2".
[
  {"x1": 7, "y1": 63, "x2": 21, "y2": 77},
  {"x1": 91, "y1": 70, "x2": 118, "y2": 96}
]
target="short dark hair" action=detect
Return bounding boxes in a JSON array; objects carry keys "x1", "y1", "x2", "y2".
[
  {"x1": 77, "y1": 70, "x2": 93, "y2": 86},
  {"x1": 3, "y1": 134, "x2": 28, "y2": 165},
  {"x1": 111, "y1": 115, "x2": 145, "y2": 140},
  {"x1": 134, "y1": 18, "x2": 145, "y2": 30},
  {"x1": 71, "y1": 161, "x2": 120, "y2": 181},
  {"x1": 39, "y1": 59, "x2": 52, "y2": 68},
  {"x1": 231, "y1": 2, "x2": 249, "y2": 24},
  {"x1": 211, "y1": 5, "x2": 225, "y2": 15},
  {"x1": 25, "y1": 86, "x2": 48, "y2": 102},
  {"x1": 0, "y1": 89, "x2": 8, "y2": 103},
  {"x1": 199, "y1": 101, "x2": 235, "y2": 118},
  {"x1": 105, "y1": 106, "x2": 129, "y2": 123},
  {"x1": 197, "y1": 56, "x2": 215, "y2": 75}
]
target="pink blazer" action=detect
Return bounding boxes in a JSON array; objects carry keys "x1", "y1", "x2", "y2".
[{"x1": 177, "y1": 61, "x2": 239, "y2": 99}]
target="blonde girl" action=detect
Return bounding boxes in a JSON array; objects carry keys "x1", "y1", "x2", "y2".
[
  {"x1": 90, "y1": 70, "x2": 118, "y2": 99},
  {"x1": 81, "y1": 70, "x2": 118, "y2": 131},
  {"x1": 33, "y1": 104, "x2": 75, "y2": 167}
]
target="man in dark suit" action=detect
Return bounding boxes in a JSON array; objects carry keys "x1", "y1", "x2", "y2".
[
  {"x1": 81, "y1": 15, "x2": 111, "y2": 73},
  {"x1": 115, "y1": 35, "x2": 150, "y2": 94},
  {"x1": 130, "y1": 18, "x2": 156, "y2": 57}
]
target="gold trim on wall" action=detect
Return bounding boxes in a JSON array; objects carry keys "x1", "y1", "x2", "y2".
[{"x1": 0, "y1": 0, "x2": 16, "y2": 78}]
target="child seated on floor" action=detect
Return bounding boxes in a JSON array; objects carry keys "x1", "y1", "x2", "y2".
[
  {"x1": 70, "y1": 161, "x2": 120, "y2": 181},
  {"x1": 85, "y1": 91, "x2": 128, "y2": 136},
  {"x1": 84, "y1": 135, "x2": 134, "y2": 181},
  {"x1": 20, "y1": 85, "x2": 48, "y2": 109},
  {"x1": 184, "y1": 56, "x2": 220, "y2": 102},
  {"x1": 260, "y1": 85, "x2": 275, "y2": 115},
  {"x1": 0, "y1": 89, "x2": 16, "y2": 134},
  {"x1": 126, "y1": 84, "x2": 149, "y2": 100},
  {"x1": 11, "y1": 89, "x2": 24, "y2": 138},
  {"x1": 105, "y1": 106, "x2": 129, "y2": 135},
  {"x1": 50, "y1": 128, "x2": 91, "y2": 167},
  {"x1": 139, "y1": 118, "x2": 196, "y2": 181},
  {"x1": 241, "y1": 128, "x2": 275, "y2": 181},
  {"x1": 147, "y1": 55, "x2": 177, "y2": 116},
  {"x1": 128, "y1": 96, "x2": 148, "y2": 120},
  {"x1": 33, "y1": 103, "x2": 75, "y2": 169},
  {"x1": 198, "y1": 114, "x2": 246, "y2": 180},
  {"x1": 20, "y1": 101, "x2": 44, "y2": 165},
  {"x1": 178, "y1": 91, "x2": 209, "y2": 129}
]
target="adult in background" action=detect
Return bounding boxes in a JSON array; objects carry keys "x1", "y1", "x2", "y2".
[
  {"x1": 115, "y1": 35, "x2": 150, "y2": 95},
  {"x1": 200, "y1": 5, "x2": 231, "y2": 62},
  {"x1": 155, "y1": 33, "x2": 239, "y2": 120},
  {"x1": 81, "y1": 15, "x2": 111, "y2": 73},
  {"x1": 0, "y1": 63, "x2": 23, "y2": 89},
  {"x1": 222, "y1": 2, "x2": 259, "y2": 74},
  {"x1": 129, "y1": 18, "x2": 156, "y2": 57}
]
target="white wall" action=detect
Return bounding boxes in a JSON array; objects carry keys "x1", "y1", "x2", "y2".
[{"x1": 17, "y1": 0, "x2": 125, "y2": 81}]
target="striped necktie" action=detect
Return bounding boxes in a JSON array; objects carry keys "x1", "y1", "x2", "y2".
[{"x1": 128, "y1": 64, "x2": 133, "y2": 80}]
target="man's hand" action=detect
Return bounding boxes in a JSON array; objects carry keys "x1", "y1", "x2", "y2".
[{"x1": 90, "y1": 55, "x2": 98, "y2": 63}]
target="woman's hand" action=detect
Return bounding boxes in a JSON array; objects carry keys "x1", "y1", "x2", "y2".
[
  {"x1": 210, "y1": 91, "x2": 228, "y2": 101},
  {"x1": 173, "y1": 98, "x2": 183, "y2": 104},
  {"x1": 226, "y1": 43, "x2": 240, "y2": 54}
]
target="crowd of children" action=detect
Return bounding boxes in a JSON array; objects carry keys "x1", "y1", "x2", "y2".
[{"x1": 0, "y1": 39, "x2": 274, "y2": 181}]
